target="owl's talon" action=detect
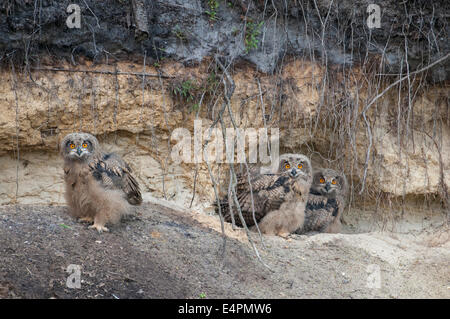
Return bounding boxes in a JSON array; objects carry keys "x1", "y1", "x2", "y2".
[
  {"x1": 89, "y1": 224, "x2": 109, "y2": 233},
  {"x1": 78, "y1": 216, "x2": 94, "y2": 223},
  {"x1": 278, "y1": 232, "x2": 291, "y2": 239}
]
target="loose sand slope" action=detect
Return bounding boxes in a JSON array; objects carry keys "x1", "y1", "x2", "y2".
[{"x1": 0, "y1": 202, "x2": 448, "y2": 298}]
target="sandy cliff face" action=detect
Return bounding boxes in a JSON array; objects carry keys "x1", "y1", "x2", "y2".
[{"x1": 0, "y1": 59, "x2": 448, "y2": 211}]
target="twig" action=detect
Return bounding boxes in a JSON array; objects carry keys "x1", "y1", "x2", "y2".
[
  {"x1": 361, "y1": 53, "x2": 449, "y2": 114},
  {"x1": 82, "y1": 0, "x2": 100, "y2": 28},
  {"x1": 10, "y1": 60, "x2": 20, "y2": 205},
  {"x1": 215, "y1": 56, "x2": 271, "y2": 269},
  {"x1": 30, "y1": 67, "x2": 174, "y2": 78}
]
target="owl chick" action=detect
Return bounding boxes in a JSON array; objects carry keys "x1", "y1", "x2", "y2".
[
  {"x1": 60, "y1": 132, "x2": 142, "y2": 232},
  {"x1": 296, "y1": 168, "x2": 348, "y2": 234},
  {"x1": 216, "y1": 154, "x2": 313, "y2": 237}
]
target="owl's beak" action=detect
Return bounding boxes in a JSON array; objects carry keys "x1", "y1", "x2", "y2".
[
  {"x1": 289, "y1": 168, "x2": 298, "y2": 177},
  {"x1": 325, "y1": 182, "x2": 331, "y2": 191},
  {"x1": 76, "y1": 147, "x2": 83, "y2": 156}
]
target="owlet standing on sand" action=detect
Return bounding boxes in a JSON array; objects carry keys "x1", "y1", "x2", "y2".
[
  {"x1": 296, "y1": 168, "x2": 348, "y2": 234},
  {"x1": 216, "y1": 154, "x2": 313, "y2": 237},
  {"x1": 60, "y1": 132, "x2": 142, "y2": 232}
]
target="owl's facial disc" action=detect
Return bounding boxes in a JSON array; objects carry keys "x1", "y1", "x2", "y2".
[
  {"x1": 279, "y1": 155, "x2": 310, "y2": 181},
  {"x1": 67, "y1": 140, "x2": 92, "y2": 160},
  {"x1": 290, "y1": 168, "x2": 309, "y2": 181},
  {"x1": 288, "y1": 167, "x2": 305, "y2": 178},
  {"x1": 288, "y1": 162, "x2": 308, "y2": 180},
  {"x1": 318, "y1": 176, "x2": 339, "y2": 196}
]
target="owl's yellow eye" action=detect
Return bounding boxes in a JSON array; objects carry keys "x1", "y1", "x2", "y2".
[
  {"x1": 331, "y1": 179, "x2": 337, "y2": 185},
  {"x1": 319, "y1": 178, "x2": 325, "y2": 183},
  {"x1": 298, "y1": 164, "x2": 303, "y2": 169},
  {"x1": 82, "y1": 143, "x2": 88, "y2": 148},
  {"x1": 70, "y1": 144, "x2": 76, "y2": 149},
  {"x1": 285, "y1": 164, "x2": 291, "y2": 169}
]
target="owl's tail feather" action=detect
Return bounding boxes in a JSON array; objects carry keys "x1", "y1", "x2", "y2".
[
  {"x1": 214, "y1": 196, "x2": 252, "y2": 228},
  {"x1": 214, "y1": 198, "x2": 228, "y2": 217},
  {"x1": 124, "y1": 175, "x2": 143, "y2": 205},
  {"x1": 214, "y1": 197, "x2": 232, "y2": 222},
  {"x1": 127, "y1": 192, "x2": 143, "y2": 205}
]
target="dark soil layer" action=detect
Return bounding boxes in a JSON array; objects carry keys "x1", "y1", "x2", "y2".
[{"x1": 1, "y1": 0, "x2": 448, "y2": 80}]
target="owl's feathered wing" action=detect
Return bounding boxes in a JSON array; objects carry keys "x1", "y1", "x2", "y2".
[
  {"x1": 88, "y1": 152, "x2": 142, "y2": 205},
  {"x1": 216, "y1": 168, "x2": 293, "y2": 227},
  {"x1": 296, "y1": 192, "x2": 341, "y2": 233}
]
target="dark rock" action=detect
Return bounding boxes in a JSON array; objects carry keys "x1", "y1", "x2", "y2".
[{"x1": 0, "y1": 0, "x2": 448, "y2": 78}]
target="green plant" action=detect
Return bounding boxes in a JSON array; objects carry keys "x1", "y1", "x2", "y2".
[
  {"x1": 172, "y1": 25, "x2": 187, "y2": 42},
  {"x1": 205, "y1": 0, "x2": 219, "y2": 22},
  {"x1": 205, "y1": 71, "x2": 219, "y2": 92},
  {"x1": 192, "y1": 102, "x2": 200, "y2": 111},
  {"x1": 199, "y1": 292, "x2": 206, "y2": 299},
  {"x1": 153, "y1": 56, "x2": 166, "y2": 69},
  {"x1": 171, "y1": 71, "x2": 222, "y2": 113},
  {"x1": 173, "y1": 80, "x2": 197, "y2": 102},
  {"x1": 244, "y1": 21, "x2": 263, "y2": 53}
]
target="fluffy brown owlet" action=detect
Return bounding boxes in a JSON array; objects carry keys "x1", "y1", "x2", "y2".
[
  {"x1": 60, "y1": 132, "x2": 142, "y2": 232},
  {"x1": 296, "y1": 168, "x2": 348, "y2": 234},
  {"x1": 216, "y1": 153, "x2": 313, "y2": 237}
]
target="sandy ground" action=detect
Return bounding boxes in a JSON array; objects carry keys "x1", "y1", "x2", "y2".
[{"x1": 0, "y1": 200, "x2": 449, "y2": 299}]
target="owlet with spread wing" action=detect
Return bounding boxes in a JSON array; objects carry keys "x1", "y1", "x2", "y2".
[
  {"x1": 216, "y1": 154, "x2": 313, "y2": 237},
  {"x1": 296, "y1": 168, "x2": 348, "y2": 234},
  {"x1": 60, "y1": 132, "x2": 142, "y2": 232}
]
